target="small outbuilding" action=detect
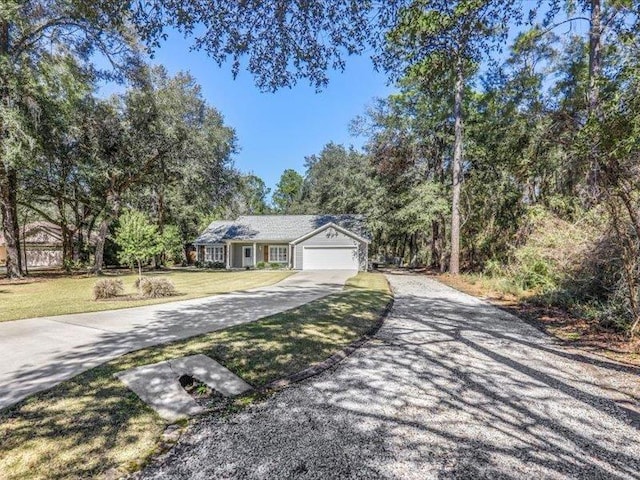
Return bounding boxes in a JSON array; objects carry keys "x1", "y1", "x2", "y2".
[{"x1": 0, "y1": 222, "x2": 64, "y2": 268}]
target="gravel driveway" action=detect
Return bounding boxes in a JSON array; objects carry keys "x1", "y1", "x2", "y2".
[{"x1": 139, "y1": 274, "x2": 640, "y2": 480}]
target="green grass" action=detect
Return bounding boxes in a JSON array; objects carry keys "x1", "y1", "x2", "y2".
[
  {"x1": 0, "y1": 272, "x2": 392, "y2": 480},
  {"x1": 0, "y1": 269, "x2": 292, "y2": 322}
]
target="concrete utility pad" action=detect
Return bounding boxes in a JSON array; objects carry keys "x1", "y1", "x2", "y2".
[{"x1": 116, "y1": 354, "x2": 251, "y2": 422}]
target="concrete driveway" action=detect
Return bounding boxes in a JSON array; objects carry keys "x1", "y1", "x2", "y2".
[
  {"x1": 0, "y1": 270, "x2": 354, "y2": 410},
  {"x1": 140, "y1": 274, "x2": 640, "y2": 480}
]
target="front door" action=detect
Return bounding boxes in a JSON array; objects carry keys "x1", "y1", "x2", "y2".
[{"x1": 242, "y1": 246, "x2": 253, "y2": 267}]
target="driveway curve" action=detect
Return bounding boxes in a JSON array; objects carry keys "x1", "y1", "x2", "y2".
[
  {"x1": 0, "y1": 270, "x2": 354, "y2": 410},
  {"x1": 140, "y1": 274, "x2": 640, "y2": 480}
]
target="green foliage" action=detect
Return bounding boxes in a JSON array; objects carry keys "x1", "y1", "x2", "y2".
[
  {"x1": 513, "y1": 252, "x2": 558, "y2": 291},
  {"x1": 158, "y1": 225, "x2": 183, "y2": 264},
  {"x1": 256, "y1": 261, "x2": 266, "y2": 269},
  {"x1": 482, "y1": 259, "x2": 504, "y2": 278},
  {"x1": 143, "y1": 2, "x2": 383, "y2": 91},
  {"x1": 93, "y1": 279, "x2": 124, "y2": 300},
  {"x1": 300, "y1": 143, "x2": 375, "y2": 214},
  {"x1": 272, "y1": 169, "x2": 304, "y2": 213},
  {"x1": 116, "y1": 67, "x2": 238, "y2": 254},
  {"x1": 269, "y1": 262, "x2": 283, "y2": 270},
  {"x1": 63, "y1": 259, "x2": 87, "y2": 273},
  {"x1": 235, "y1": 175, "x2": 271, "y2": 214},
  {"x1": 115, "y1": 210, "x2": 160, "y2": 276}
]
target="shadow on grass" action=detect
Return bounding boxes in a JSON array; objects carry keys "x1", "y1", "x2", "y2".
[{"x1": 0, "y1": 275, "x2": 391, "y2": 479}]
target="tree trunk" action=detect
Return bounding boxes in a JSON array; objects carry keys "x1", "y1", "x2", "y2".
[
  {"x1": 587, "y1": 0, "x2": 602, "y2": 119},
  {"x1": 20, "y1": 218, "x2": 28, "y2": 275},
  {"x1": 431, "y1": 220, "x2": 439, "y2": 269},
  {"x1": 0, "y1": 19, "x2": 22, "y2": 279},
  {"x1": 85, "y1": 212, "x2": 97, "y2": 264},
  {"x1": 92, "y1": 218, "x2": 109, "y2": 274},
  {"x1": 0, "y1": 166, "x2": 22, "y2": 278},
  {"x1": 439, "y1": 215, "x2": 447, "y2": 273},
  {"x1": 586, "y1": 0, "x2": 602, "y2": 199},
  {"x1": 92, "y1": 194, "x2": 120, "y2": 274},
  {"x1": 58, "y1": 199, "x2": 74, "y2": 267},
  {"x1": 151, "y1": 186, "x2": 165, "y2": 268},
  {"x1": 450, "y1": 55, "x2": 464, "y2": 275}
]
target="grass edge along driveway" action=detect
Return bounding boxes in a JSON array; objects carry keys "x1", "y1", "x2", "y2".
[
  {"x1": 0, "y1": 272, "x2": 392, "y2": 480},
  {"x1": 0, "y1": 269, "x2": 293, "y2": 322}
]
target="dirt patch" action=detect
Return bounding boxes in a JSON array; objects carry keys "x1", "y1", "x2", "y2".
[
  {"x1": 435, "y1": 273, "x2": 640, "y2": 367},
  {"x1": 178, "y1": 374, "x2": 225, "y2": 408},
  {"x1": 94, "y1": 293, "x2": 184, "y2": 303}
]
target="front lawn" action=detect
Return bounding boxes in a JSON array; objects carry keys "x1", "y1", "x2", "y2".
[
  {"x1": 0, "y1": 272, "x2": 392, "y2": 479},
  {"x1": 0, "y1": 269, "x2": 292, "y2": 322}
]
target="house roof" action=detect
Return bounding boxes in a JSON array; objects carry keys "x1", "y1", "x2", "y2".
[
  {"x1": 0, "y1": 221, "x2": 62, "y2": 246},
  {"x1": 194, "y1": 214, "x2": 369, "y2": 244},
  {"x1": 0, "y1": 221, "x2": 98, "y2": 246}
]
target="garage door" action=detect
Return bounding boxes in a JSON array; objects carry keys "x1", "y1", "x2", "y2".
[{"x1": 302, "y1": 246, "x2": 359, "y2": 270}]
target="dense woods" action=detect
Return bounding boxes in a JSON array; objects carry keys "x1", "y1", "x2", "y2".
[
  {"x1": 1, "y1": 1, "x2": 639, "y2": 336},
  {"x1": 267, "y1": 1, "x2": 640, "y2": 336}
]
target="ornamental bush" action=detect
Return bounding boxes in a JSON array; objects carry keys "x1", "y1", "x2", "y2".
[
  {"x1": 93, "y1": 279, "x2": 124, "y2": 300},
  {"x1": 138, "y1": 277, "x2": 177, "y2": 298}
]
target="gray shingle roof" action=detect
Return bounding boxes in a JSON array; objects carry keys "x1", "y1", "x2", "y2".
[{"x1": 194, "y1": 214, "x2": 369, "y2": 244}]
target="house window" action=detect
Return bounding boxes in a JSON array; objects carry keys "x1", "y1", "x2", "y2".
[
  {"x1": 205, "y1": 246, "x2": 224, "y2": 262},
  {"x1": 269, "y1": 246, "x2": 288, "y2": 263}
]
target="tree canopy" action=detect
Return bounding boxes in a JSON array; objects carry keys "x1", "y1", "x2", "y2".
[{"x1": 2, "y1": 0, "x2": 640, "y2": 337}]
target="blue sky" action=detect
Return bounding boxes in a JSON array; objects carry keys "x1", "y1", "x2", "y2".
[{"x1": 145, "y1": 30, "x2": 394, "y2": 194}]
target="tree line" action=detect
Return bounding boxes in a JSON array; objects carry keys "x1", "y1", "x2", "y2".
[
  {"x1": 264, "y1": 1, "x2": 640, "y2": 335},
  {"x1": 2, "y1": 1, "x2": 639, "y2": 335}
]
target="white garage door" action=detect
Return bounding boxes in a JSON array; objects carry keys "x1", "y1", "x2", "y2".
[{"x1": 302, "y1": 246, "x2": 359, "y2": 270}]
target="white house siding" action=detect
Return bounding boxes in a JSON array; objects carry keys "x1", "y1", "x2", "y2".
[
  {"x1": 24, "y1": 249, "x2": 63, "y2": 267},
  {"x1": 294, "y1": 229, "x2": 367, "y2": 271}
]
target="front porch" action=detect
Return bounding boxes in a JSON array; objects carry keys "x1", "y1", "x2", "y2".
[{"x1": 195, "y1": 242, "x2": 291, "y2": 269}]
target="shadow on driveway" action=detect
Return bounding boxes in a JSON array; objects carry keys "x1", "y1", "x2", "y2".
[{"x1": 139, "y1": 274, "x2": 640, "y2": 480}]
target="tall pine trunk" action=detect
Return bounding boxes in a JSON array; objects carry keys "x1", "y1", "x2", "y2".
[
  {"x1": 586, "y1": 0, "x2": 602, "y2": 198},
  {"x1": 587, "y1": 0, "x2": 602, "y2": 117},
  {"x1": 450, "y1": 55, "x2": 464, "y2": 275},
  {"x1": 0, "y1": 19, "x2": 22, "y2": 279}
]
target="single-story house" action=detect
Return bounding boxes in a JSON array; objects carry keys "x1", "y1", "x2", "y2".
[{"x1": 193, "y1": 214, "x2": 370, "y2": 271}]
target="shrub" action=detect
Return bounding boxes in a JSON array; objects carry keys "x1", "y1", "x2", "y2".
[
  {"x1": 269, "y1": 262, "x2": 283, "y2": 269},
  {"x1": 482, "y1": 259, "x2": 503, "y2": 278},
  {"x1": 256, "y1": 261, "x2": 266, "y2": 269},
  {"x1": 514, "y1": 253, "x2": 558, "y2": 291},
  {"x1": 93, "y1": 279, "x2": 124, "y2": 300},
  {"x1": 203, "y1": 261, "x2": 225, "y2": 269},
  {"x1": 63, "y1": 259, "x2": 84, "y2": 272},
  {"x1": 138, "y1": 277, "x2": 177, "y2": 298}
]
